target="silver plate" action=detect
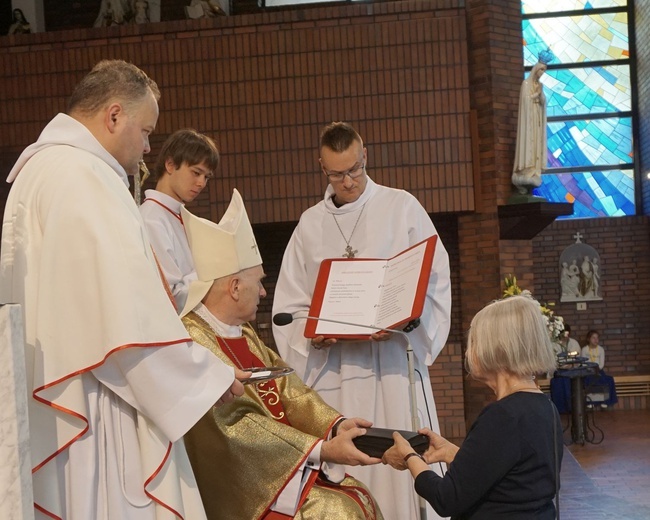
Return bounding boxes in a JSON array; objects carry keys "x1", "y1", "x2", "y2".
[{"x1": 241, "y1": 366, "x2": 294, "y2": 385}]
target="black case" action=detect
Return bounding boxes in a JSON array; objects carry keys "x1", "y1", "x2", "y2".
[{"x1": 352, "y1": 427, "x2": 429, "y2": 458}]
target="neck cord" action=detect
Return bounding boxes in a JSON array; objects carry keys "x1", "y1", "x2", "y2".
[
  {"x1": 217, "y1": 334, "x2": 245, "y2": 369},
  {"x1": 331, "y1": 203, "x2": 366, "y2": 258},
  {"x1": 503, "y1": 377, "x2": 537, "y2": 397}
]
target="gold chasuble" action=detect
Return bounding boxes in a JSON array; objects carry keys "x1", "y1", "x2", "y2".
[{"x1": 182, "y1": 312, "x2": 383, "y2": 520}]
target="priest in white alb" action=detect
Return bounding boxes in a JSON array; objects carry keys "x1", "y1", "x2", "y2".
[
  {"x1": 272, "y1": 122, "x2": 452, "y2": 520},
  {"x1": 0, "y1": 60, "x2": 243, "y2": 519}
]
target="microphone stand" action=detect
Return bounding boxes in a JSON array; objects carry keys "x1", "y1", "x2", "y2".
[{"x1": 274, "y1": 313, "x2": 428, "y2": 520}]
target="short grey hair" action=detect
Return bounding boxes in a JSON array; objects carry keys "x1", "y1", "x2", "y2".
[
  {"x1": 466, "y1": 295, "x2": 557, "y2": 378},
  {"x1": 67, "y1": 59, "x2": 160, "y2": 116}
]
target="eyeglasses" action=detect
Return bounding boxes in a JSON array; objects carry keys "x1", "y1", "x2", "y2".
[{"x1": 322, "y1": 161, "x2": 366, "y2": 182}]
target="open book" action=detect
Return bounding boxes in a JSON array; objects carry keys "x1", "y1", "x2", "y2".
[{"x1": 304, "y1": 235, "x2": 437, "y2": 339}]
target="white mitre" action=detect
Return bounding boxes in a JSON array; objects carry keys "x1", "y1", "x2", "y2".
[{"x1": 181, "y1": 189, "x2": 262, "y2": 316}]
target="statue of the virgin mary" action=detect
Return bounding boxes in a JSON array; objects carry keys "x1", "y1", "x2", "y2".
[{"x1": 512, "y1": 48, "x2": 554, "y2": 195}]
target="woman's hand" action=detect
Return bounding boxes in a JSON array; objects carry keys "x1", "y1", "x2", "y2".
[
  {"x1": 419, "y1": 428, "x2": 459, "y2": 465},
  {"x1": 382, "y1": 432, "x2": 418, "y2": 470},
  {"x1": 383, "y1": 432, "x2": 431, "y2": 480}
]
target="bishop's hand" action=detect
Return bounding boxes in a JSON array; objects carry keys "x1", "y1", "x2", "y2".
[
  {"x1": 215, "y1": 367, "x2": 250, "y2": 406},
  {"x1": 321, "y1": 427, "x2": 382, "y2": 467}
]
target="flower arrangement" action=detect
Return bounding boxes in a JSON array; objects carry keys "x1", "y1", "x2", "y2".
[{"x1": 503, "y1": 275, "x2": 565, "y2": 343}]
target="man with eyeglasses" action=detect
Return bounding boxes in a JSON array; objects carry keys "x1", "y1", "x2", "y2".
[{"x1": 272, "y1": 121, "x2": 451, "y2": 520}]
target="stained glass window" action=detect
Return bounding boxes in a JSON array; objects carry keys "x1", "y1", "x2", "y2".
[
  {"x1": 547, "y1": 118, "x2": 632, "y2": 168},
  {"x1": 523, "y1": 13, "x2": 629, "y2": 67},
  {"x1": 522, "y1": 0, "x2": 635, "y2": 219},
  {"x1": 541, "y1": 66, "x2": 631, "y2": 116},
  {"x1": 534, "y1": 170, "x2": 635, "y2": 218}
]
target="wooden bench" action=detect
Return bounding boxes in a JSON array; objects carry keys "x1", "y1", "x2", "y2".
[
  {"x1": 538, "y1": 374, "x2": 650, "y2": 409},
  {"x1": 612, "y1": 375, "x2": 650, "y2": 396}
]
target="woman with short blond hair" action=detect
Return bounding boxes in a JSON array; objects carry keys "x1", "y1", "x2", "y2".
[{"x1": 384, "y1": 295, "x2": 562, "y2": 519}]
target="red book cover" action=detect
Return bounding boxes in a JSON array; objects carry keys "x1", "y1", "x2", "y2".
[{"x1": 304, "y1": 235, "x2": 437, "y2": 339}]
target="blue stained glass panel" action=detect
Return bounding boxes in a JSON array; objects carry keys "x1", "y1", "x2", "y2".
[
  {"x1": 547, "y1": 118, "x2": 632, "y2": 168},
  {"x1": 534, "y1": 170, "x2": 634, "y2": 218},
  {"x1": 523, "y1": 0, "x2": 634, "y2": 220},
  {"x1": 539, "y1": 66, "x2": 631, "y2": 116},
  {"x1": 523, "y1": 0, "x2": 626, "y2": 14},
  {"x1": 523, "y1": 13, "x2": 629, "y2": 67}
]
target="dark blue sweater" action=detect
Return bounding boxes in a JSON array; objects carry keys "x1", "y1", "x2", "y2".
[{"x1": 415, "y1": 392, "x2": 562, "y2": 519}]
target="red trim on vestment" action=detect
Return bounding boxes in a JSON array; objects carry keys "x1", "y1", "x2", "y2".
[
  {"x1": 265, "y1": 416, "x2": 342, "y2": 519},
  {"x1": 32, "y1": 196, "x2": 192, "y2": 518},
  {"x1": 213, "y1": 333, "x2": 326, "y2": 518},
  {"x1": 34, "y1": 502, "x2": 61, "y2": 519},
  {"x1": 143, "y1": 198, "x2": 182, "y2": 222},
  {"x1": 258, "y1": 439, "x2": 321, "y2": 520},
  {"x1": 316, "y1": 476, "x2": 377, "y2": 519},
  {"x1": 326, "y1": 415, "x2": 344, "y2": 437},
  {"x1": 30, "y1": 398, "x2": 89, "y2": 473},
  {"x1": 31, "y1": 337, "x2": 192, "y2": 518},
  {"x1": 151, "y1": 246, "x2": 178, "y2": 308},
  {"x1": 144, "y1": 441, "x2": 185, "y2": 518},
  {"x1": 33, "y1": 338, "x2": 192, "y2": 396},
  {"x1": 294, "y1": 467, "x2": 320, "y2": 512}
]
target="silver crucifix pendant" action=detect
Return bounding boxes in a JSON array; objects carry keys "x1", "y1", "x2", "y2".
[{"x1": 343, "y1": 245, "x2": 358, "y2": 258}]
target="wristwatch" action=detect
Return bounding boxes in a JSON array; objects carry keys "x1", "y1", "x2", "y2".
[{"x1": 404, "y1": 452, "x2": 426, "y2": 464}]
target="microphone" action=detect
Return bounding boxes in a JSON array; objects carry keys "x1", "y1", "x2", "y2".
[
  {"x1": 273, "y1": 312, "x2": 389, "y2": 334},
  {"x1": 272, "y1": 312, "x2": 295, "y2": 327},
  {"x1": 273, "y1": 312, "x2": 419, "y2": 429}
]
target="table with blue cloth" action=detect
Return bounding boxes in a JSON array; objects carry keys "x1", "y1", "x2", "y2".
[
  {"x1": 550, "y1": 360, "x2": 599, "y2": 445},
  {"x1": 583, "y1": 369, "x2": 618, "y2": 407}
]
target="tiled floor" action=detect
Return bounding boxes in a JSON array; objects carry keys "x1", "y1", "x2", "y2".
[{"x1": 557, "y1": 409, "x2": 650, "y2": 519}]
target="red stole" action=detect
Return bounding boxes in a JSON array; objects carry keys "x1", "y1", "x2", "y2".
[
  {"x1": 315, "y1": 476, "x2": 377, "y2": 519},
  {"x1": 214, "y1": 335, "x2": 374, "y2": 519},
  {"x1": 215, "y1": 336, "x2": 291, "y2": 426}
]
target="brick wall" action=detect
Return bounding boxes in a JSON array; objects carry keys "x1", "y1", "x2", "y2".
[
  {"x1": 460, "y1": 0, "x2": 528, "y2": 423},
  {"x1": 0, "y1": 0, "x2": 472, "y2": 438},
  {"x1": 533, "y1": 216, "x2": 650, "y2": 375},
  {"x1": 2, "y1": 0, "x2": 648, "y2": 444},
  {"x1": 0, "y1": 0, "x2": 473, "y2": 225}
]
